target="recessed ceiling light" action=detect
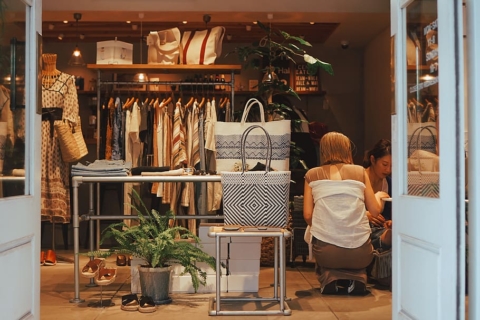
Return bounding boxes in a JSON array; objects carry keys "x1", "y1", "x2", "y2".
[
  {"x1": 253, "y1": 21, "x2": 258, "y2": 24},
  {"x1": 48, "y1": 24, "x2": 54, "y2": 30},
  {"x1": 63, "y1": 20, "x2": 68, "y2": 24},
  {"x1": 310, "y1": 22, "x2": 315, "y2": 25},
  {"x1": 182, "y1": 21, "x2": 188, "y2": 24},
  {"x1": 126, "y1": 21, "x2": 131, "y2": 24},
  {"x1": 58, "y1": 33, "x2": 64, "y2": 40},
  {"x1": 246, "y1": 25, "x2": 252, "y2": 31}
]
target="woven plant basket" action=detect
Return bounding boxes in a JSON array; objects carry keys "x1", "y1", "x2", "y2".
[{"x1": 55, "y1": 119, "x2": 87, "y2": 163}]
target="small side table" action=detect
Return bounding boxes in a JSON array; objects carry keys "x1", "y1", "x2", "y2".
[{"x1": 207, "y1": 227, "x2": 292, "y2": 316}]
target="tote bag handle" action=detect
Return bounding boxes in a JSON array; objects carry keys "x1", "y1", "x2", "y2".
[
  {"x1": 240, "y1": 98, "x2": 266, "y2": 125},
  {"x1": 240, "y1": 125, "x2": 272, "y2": 173}
]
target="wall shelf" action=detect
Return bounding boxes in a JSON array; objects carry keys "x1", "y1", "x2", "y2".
[{"x1": 86, "y1": 64, "x2": 242, "y2": 75}]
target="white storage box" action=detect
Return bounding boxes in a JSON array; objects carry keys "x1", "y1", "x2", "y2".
[{"x1": 96, "y1": 39, "x2": 133, "y2": 64}]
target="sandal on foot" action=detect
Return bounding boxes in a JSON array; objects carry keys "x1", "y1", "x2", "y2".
[
  {"x1": 121, "y1": 293, "x2": 139, "y2": 311},
  {"x1": 138, "y1": 296, "x2": 156, "y2": 313},
  {"x1": 81, "y1": 258, "x2": 105, "y2": 278},
  {"x1": 44, "y1": 250, "x2": 57, "y2": 266},
  {"x1": 95, "y1": 267, "x2": 117, "y2": 285}
]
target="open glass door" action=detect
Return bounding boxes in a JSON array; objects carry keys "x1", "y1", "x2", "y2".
[
  {"x1": 391, "y1": 0, "x2": 465, "y2": 319},
  {"x1": 0, "y1": 0, "x2": 42, "y2": 318}
]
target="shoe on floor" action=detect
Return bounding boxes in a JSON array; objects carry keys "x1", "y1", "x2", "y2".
[
  {"x1": 347, "y1": 280, "x2": 368, "y2": 295},
  {"x1": 320, "y1": 281, "x2": 338, "y2": 295},
  {"x1": 116, "y1": 255, "x2": 127, "y2": 266},
  {"x1": 121, "y1": 293, "x2": 139, "y2": 311},
  {"x1": 138, "y1": 296, "x2": 156, "y2": 313},
  {"x1": 44, "y1": 250, "x2": 57, "y2": 266}
]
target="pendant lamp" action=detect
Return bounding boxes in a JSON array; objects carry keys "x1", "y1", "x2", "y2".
[
  {"x1": 133, "y1": 13, "x2": 148, "y2": 82},
  {"x1": 68, "y1": 13, "x2": 86, "y2": 66}
]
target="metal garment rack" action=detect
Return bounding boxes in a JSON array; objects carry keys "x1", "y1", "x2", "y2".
[
  {"x1": 207, "y1": 227, "x2": 292, "y2": 316},
  {"x1": 70, "y1": 174, "x2": 223, "y2": 303},
  {"x1": 84, "y1": 64, "x2": 241, "y2": 250}
]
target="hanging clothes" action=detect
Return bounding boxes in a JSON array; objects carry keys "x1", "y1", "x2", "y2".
[
  {"x1": 162, "y1": 103, "x2": 173, "y2": 204},
  {"x1": 41, "y1": 72, "x2": 79, "y2": 223}
]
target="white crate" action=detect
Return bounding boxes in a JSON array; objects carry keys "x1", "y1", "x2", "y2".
[
  {"x1": 170, "y1": 274, "x2": 227, "y2": 293},
  {"x1": 229, "y1": 242, "x2": 261, "y2": 260},
  {"x1": 226, "y1": 274, "x2": 259, "y2": 292},
  {"x1": 230, "y1": 236, "x2": 262, "y2": 243},
  {"x1": 228, "y1": 259, "x2": 260, "y2": 275},
  {"x1": 201, "y1": 242, "x2": 228, "y2": 259},
  {"x1": 96, "y1": 39, "x2": 133, "y2": 64}
]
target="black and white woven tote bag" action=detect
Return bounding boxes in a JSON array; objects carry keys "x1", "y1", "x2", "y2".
[{"x1": 221, "y1": 125, "x2": 290, "y2": 228}]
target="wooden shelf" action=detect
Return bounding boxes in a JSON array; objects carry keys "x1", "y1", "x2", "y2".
[{"x1": 87, "y1": 64, "x2": 242, "y2": 74}]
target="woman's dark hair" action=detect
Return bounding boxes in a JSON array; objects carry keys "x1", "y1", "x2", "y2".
[{"x1": 363, "y1": 139, "x2": 391, "y2": 168}]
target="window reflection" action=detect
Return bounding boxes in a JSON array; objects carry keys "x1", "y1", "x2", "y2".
[
  {"x1": 406, "y1": 0, "x2": 440, "y2": 198},
  {"x1": 0, "y1": 1, "x2": 26, "y2": 198}
]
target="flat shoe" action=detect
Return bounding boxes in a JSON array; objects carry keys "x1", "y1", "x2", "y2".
[
  {"x1": 138, "y1": 296, "x2": 156, "y2": 313},
  {"x1": 40, "y1": 251, "x2": 45, "y2": 266},
  {"x1": 116, "y1": 255, "x2": 127, "y2": 266},
  {"x1": 121, "y1": 293, "x2": 139, "y2": 311},
  {"x1": 95, "y1": 267, "x2": 117, "y2": 286},
  {"x1": 44, "y1": 249, "x2": 57, "y2": 266},
  {"x1": 81, "y1": 258, "x2": 105, "y2": 278}
]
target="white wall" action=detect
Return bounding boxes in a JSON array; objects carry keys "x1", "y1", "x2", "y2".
[{"x1": 363, "y1": 27, "x2": 392, "y2": 152}]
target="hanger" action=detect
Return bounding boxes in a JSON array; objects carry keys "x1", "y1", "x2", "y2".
[
  {"x1": 163, "y1": 96, "x2": 172, "y2": 105},
  {"x1": 185, "y1": 96, "x2": 194, "y2": 108},
  {"x1": 198, "y1": 97, "x2": 206, "y2": 109}
]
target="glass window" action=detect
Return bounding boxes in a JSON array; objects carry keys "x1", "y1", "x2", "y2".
[
  {"x1": 406, "y1": 0, "x2": 439, "y2": 198},
  {"x1": 0, "y1": 1, "x2": 27, "y2": 197}
]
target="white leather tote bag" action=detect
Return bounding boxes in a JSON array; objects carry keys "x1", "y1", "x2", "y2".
[{"x1": 147, "y1": 28, "x2": 181, "y2": 65}]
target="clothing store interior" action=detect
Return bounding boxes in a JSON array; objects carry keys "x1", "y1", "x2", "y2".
[{"x1": 1, "y1": 1, "x2": 398, "y2": 318}]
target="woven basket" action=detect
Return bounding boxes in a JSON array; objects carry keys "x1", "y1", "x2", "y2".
[{"x1": 55, "y1": 119, "x2": 88, "y2": 163}]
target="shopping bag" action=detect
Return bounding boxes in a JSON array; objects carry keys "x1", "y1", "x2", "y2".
[
  {"x1": 215, "y1": 98, "x2": 290, "y2": 172},
  {"x1": 407, "y1": 124, "x2": 439, "y2": 198},
  {"x1": 221, "y1": 125, "x2": 291, "y2": 228},
  {"x1": 147, "y1": 28, "x2": 181, "y2": 65},
  {"x1": 55, "y1": 118, "x2": 88, "y2": 163},
  {"x1": 180, "y1": 26, "x2": 225, "y2": 65}
]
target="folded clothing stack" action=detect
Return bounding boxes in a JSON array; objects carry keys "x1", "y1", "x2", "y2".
[{"x1": 71, "y1": 160, "x2": 132, "y2": 176}]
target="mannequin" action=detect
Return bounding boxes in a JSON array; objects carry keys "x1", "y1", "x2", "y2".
[{"x1": 40, "y1": 53, "x2": 80, "y2": 254}]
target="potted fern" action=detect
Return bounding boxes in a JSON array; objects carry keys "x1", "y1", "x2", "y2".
[{"x1": 93, "y1": 190, "x2": 217, "y2": 304}]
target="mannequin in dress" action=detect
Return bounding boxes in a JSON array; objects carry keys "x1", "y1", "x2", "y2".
[{"x1": 40, "y1": 53, "x2": 80, "y2": 255}]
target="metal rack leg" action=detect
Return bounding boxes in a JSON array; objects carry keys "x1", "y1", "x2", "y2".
[
  {"x1": 86, "y1": 183, "x2": 97, "y2": 287},
  {"x1": 70, "y1": 180, "x2": 84, "y2": 303}
]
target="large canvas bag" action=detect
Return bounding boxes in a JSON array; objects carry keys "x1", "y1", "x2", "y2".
[
  {"x1": 215, "y1": 98, "x2": 291, "y2": 172},
  {"x1": 221, "y1": 125, "x2": 291, "y2": 228},
  {"x1": 147, "y1": 28, "x2": 181, "y2": 65},
  {"x1": 180, "y1": 26, "x2": 225, "y2": 65}
]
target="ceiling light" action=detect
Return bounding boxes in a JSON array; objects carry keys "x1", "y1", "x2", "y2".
[
  {"x1": 253, "y1": 21, "x2": 258, "y2": 24},
  {"x1": 63, "y1": 20, "x2": 68, "y2": 24},
  {"x1": 48, "y1": 24, "x2": 54, "y2": 30},
  {"x1": 134, "y1": 13, "x2": 148, "y2": 82},
  {"x1": 267, "y1": 13, "x2": 273, "y2": 20},
  {"x1": 68, "y1": 13, "x2": 85, "y2": 66},
  {"x1": 57, "y1": 33, "x2": 64, "y2": 40},
  {"x1": 132, "y1": 24, "x2": 138, "y2": 30},
  {"x1": 79, "y1": 34, "x2": 85, "y2": 40},
  {"x1": 226, "y1": 34, "x2": 232, "y2": 41},
  {"x1": 182, "y1": 21, "x2": 188, "y2": 24},
  {"x1": 126, "y1": 20, "x2": 131, "y2": 24},
  {"x1": 310, "y1": 22, "x2": 315, "y2": 25},
  {"x1": 246, "y1": 25, "x2": 252, "y2": 31}
]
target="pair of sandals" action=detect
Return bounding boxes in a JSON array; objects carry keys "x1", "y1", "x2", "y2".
[
  {"x1": 121, "y1": 294, "x2": 156, "y2": 313},
  {"x1": 81, "y1": 258, "x2": 117, "y2": 285}
]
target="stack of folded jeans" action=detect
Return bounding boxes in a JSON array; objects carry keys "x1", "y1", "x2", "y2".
[{"x1": 71, "y1": 160, "x2": 132, "y2": 176}]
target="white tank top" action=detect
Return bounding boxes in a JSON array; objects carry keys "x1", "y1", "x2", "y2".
[{"x1": 309, "y1": 179, "x2": 370, "y2": 249}]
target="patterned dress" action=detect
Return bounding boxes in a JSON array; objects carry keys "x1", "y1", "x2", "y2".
[{"x1": 41, "y1": 72, "x2": 79, "y2": 223}]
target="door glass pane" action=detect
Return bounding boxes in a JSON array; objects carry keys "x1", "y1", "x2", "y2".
[
  {"x1": 406, "y1": 0, "x2": 439, "y2": 198},
  {"x1": 0, "y1": 1, "x2": 27, "y2": 197}
]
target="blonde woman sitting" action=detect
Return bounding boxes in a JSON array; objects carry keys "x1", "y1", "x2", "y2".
[{"x1": 303, "y1": 132, "x2": 389, "y2": 295}]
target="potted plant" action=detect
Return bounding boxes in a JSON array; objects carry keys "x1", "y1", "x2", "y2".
[
  {"x1": 88, "y1": 190, "x2": 217, "y2": 304},
  {"x1": 229, "y1": 21, "x2": 334, "y2": 170}
]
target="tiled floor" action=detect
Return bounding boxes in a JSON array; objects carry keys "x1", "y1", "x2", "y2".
[{"x1": 40, "y1": 251, "x2": 392, "y2": 319}]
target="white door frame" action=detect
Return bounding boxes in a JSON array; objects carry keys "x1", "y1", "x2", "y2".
[
  {"x1": 466, "y1": 1, "x2": 480, "y2": 319},
  {"x1": 391, "y1": 0, "x2": 465, "y2": 319},
  {"x1": 0, "y1": 0, "x2": 42, "y2": 319}
]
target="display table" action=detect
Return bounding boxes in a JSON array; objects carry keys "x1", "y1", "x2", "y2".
[
  {"x1": 207, "y1": 226, "x2": 292, "y2": 316},
  {"x1": 70, "y1": 175, "x2": 222, "y2": 303}
]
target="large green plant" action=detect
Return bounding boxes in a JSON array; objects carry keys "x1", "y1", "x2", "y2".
[
  {"x1": 89, "y1": 190, "x2": 217, "y2": 292},
  {"x1": 229, "y1": 21, "x2": 334, "y2": 169}
]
